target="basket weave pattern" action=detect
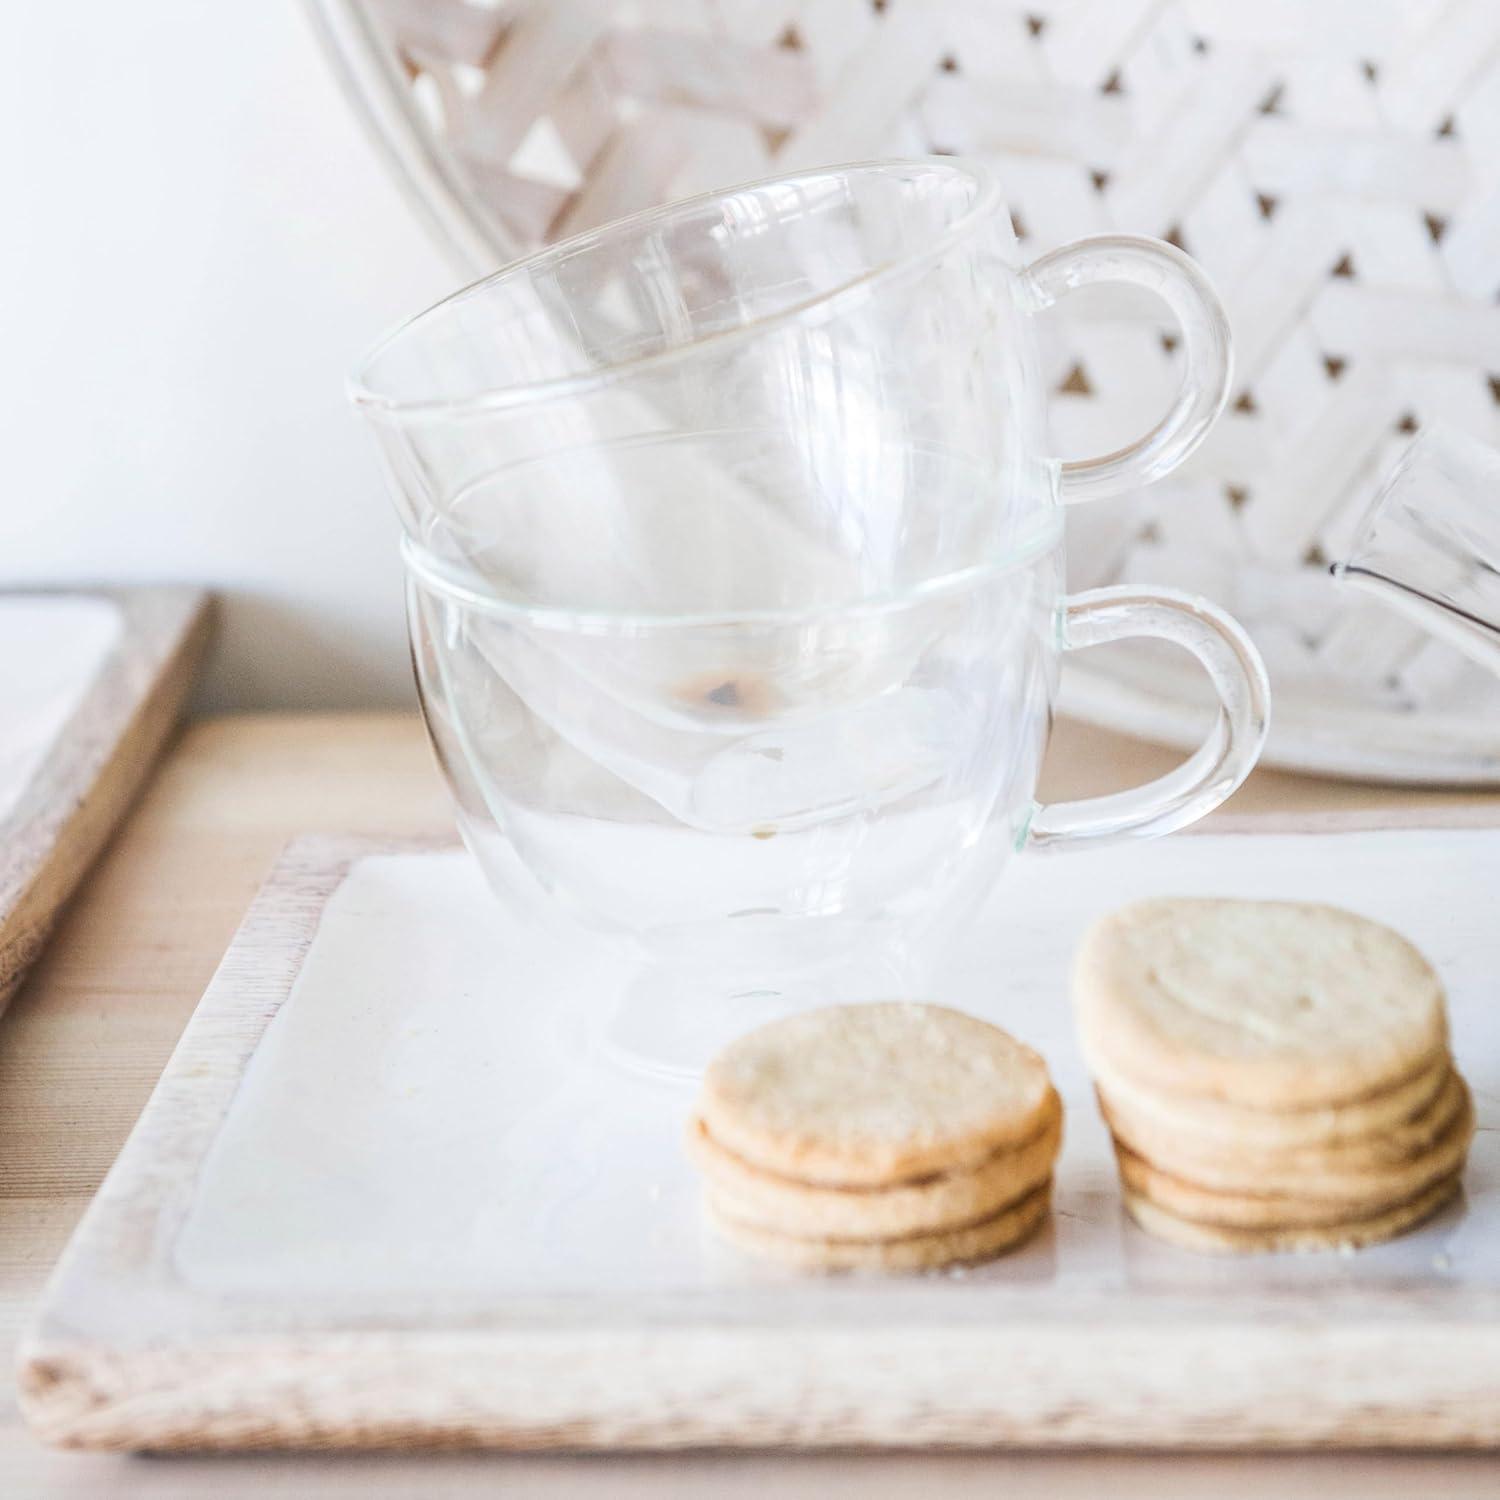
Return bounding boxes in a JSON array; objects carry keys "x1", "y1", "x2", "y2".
[{"x1": 346, "y1": 0, "x2": 1500, "y2": 749}]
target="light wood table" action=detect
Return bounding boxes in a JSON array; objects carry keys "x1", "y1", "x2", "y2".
[{"x1": 3, "y1": 711, "x2": 1499, "y2": 1497}]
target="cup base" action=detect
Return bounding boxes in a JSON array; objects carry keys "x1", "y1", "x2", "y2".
[{"x1": 599, "y1": 950, "x2": 921, "y2": 1083}]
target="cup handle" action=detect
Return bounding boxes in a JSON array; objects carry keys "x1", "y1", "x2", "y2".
[
  {"x1": 1021, "y1": 234, "x2": 1233, "y2": 504},
  {"x1": 1027, "y1": 586, "x2": 1269, "y2": 851}
]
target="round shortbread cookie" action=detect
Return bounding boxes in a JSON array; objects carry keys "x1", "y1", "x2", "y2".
[
  {"x1": 688, "y1": 1092, "x2": 1062, "y2": 1241},
  {"x1": 699, "y1": 1002, "x2": 1054, "y2": 1187},
  {"x1": 1114, "y1": 1141, "x2": 1455, "y2": 1229},
  {"x1": 1122, "y1": 1172, "x2": 1462, "y2": 1255},
  {"x1": 1099, "y1": 1066, "x2": 1465, "y2": 1180},
  {"x1": 1075, "y1": 899, "x2": 1448, "y2": 1108},
  {"x1": 707, "y1": 1182, "x2": 1052, "y2": 1271},
  {"x1": 1101, "y1": 1073, "x2": 1473, "y2": 1204},
  {"x1": 1089, "y1": 1048, "x2": 1449, "y2": 1150}
]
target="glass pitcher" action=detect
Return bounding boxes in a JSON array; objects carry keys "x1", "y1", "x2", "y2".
[{"x1": 1333, "y1": 425, "x2": 1500, "y2": 677}]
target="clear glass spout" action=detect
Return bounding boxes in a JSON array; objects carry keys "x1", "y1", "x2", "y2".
[{"x1": 1332, "y1": 426, "x2": 1500, "y2": 676}]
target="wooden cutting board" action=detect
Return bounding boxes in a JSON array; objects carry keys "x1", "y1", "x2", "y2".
[
  {"x1": 0, "y1": 587, "x2": 210, "y2": 1012},
  {"x1": 18, "y1": 814, "x2": 1500, "y2": 1451}
]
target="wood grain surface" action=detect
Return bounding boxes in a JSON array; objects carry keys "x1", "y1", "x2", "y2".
[
  {"x1": 0, "y1": 588, "x2": 210, "y2": 1016},
  {"x1": 3, "y1": 711, "x2": 1500, "y2": 1493}
]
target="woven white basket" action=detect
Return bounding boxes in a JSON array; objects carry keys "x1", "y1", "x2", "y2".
[{"x1": 310, "y1": 0, "x2": 1500, "y2": 781}]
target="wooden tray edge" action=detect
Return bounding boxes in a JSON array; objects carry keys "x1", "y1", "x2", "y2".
[
  {"x1": 0, "y1": 586, "x2": 213, "y2": 1009},
  {"x1": 21, "y1": 820, "x2": 1500, "y2": 1452}
]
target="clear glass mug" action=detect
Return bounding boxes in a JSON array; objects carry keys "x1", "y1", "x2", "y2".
[{"x1": 352, "y1": 160, "x2": 1269, "y2": 1069}]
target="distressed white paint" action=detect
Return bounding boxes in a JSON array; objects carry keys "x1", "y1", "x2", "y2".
[
  {"x1": 0, "y1": 597, "x2": 120, "y2": 822},
  {"x1": 0, "y1": 587, "x2": 208, "y2": 1014},
  {"x1": 174, "y1": 832, "x2": 1499, "y2": 1300},
  {"x1": 23, "y1": 821, "x2": 1500, "y2": 1449}
]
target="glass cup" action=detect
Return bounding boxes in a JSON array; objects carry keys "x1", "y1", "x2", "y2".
[
  {"x1": 1333, "y1": 425, "x2": 1500, "y2": 675},
  {"x1": 352, "y1": 160, "x2": 1269, "y2": 1073}
]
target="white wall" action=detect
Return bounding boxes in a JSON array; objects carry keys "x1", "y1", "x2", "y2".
[{"x1": 1, "y1": 4, "x2": 458, "y2": 708}]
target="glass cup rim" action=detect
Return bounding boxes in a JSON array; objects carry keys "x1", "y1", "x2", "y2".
[
  {"x1": 349, "y1": 156, "x2": 1004, "y2": 421},
  {"x1": 401, "y1": 508, "x2": 1063, "y2": 635}
]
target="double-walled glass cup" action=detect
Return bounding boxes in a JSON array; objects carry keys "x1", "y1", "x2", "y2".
[{"x1": 353, "y1": 160, "x2": 1268, "y2": 1070}]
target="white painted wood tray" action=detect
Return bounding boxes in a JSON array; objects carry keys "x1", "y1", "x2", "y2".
[
  {"x1": 0, "y1": 587, "x2": 211, "y2": 1011},
  {"x1": 20, "y1": 815, "x2": 1500, "y2": 1451}
]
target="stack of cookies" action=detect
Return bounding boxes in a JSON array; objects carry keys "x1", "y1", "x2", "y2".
[
  {"x1": 1075, "y1": 898, "x2": 1474, "y2": 1254},
  {"x1": 689, "y1": 1002, "x2": 1062, "y2": 1271}
]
